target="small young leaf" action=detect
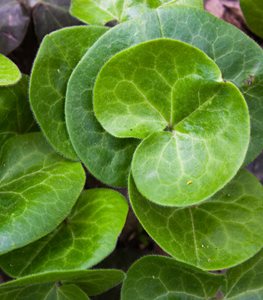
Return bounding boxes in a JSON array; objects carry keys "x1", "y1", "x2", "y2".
[
  {"x1": 94, "y1": 38, "x2": 249, "y2": 206},
  {"x1": 0, "y1": 54, "x2": 21, "y2": 86},
  {"x1": 0, "y1": 269, "x2": 125, "y2": 298},
  {"x1": 70, "y1": 0, "x2": 203, "y2": 25},
  {"x1": 121, "y1": 250, "x2": 263, "y2": 299},
  {"x1": 0, "y1": 133, "x2": 85, "y2": 255},
  {"x1": 240, "y1": 0, "x2": 263, "y2": 38},
  {"x1": 0, "y1": 189, "x2": 128, "y2": 277},
  {"x1": 0, "y1": 75, "x2": 36, "y2": 145},
  {"x1": 30, "y1": 26, "x2": 108, "y2": 160},
  {"x1": 129, "y1": 170, "x2": 263, "y2": 270}
]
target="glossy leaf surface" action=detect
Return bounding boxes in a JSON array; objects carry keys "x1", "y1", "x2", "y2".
[
  {"x1": 0, "y1": 76, "x2": 36, "y2": 145},
  {"x1": 240, "y1": 0, "x2": 263, "y2": 38},
  {"x1": 121, "y1": 250, "x2": 263, "y2": 299},
  {"x1": 30, "y1": 26, "x2": 108, "y2": 160},
  {"x1": 94, "y1": 38, "x2": 249, "y2": 206},
  {"x1": 0, "y1": 54, "x2": 21, "y2": 86},
  {"x1": 0, "y1": 133, "x2": 85, "y2": 255},
  {"x1": 0, "y1": 189, "x2": 128, "y2": 277},
  {"x1": 129, "y1": 170, "x2": 263, "y2": 270},
  {"x1": 0, "y1": 269, "x2": 125, "y2": 298},
  {"x1": 66, "y1": 7, "x2": 263, "y2": 184},
  {"x1": 70, "y1": 0, "x2": 203, "y2": 25}
]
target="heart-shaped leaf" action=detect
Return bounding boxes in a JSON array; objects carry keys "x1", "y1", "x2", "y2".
[
  {"x1": 0, "y1": 55, "x2": 21, "y2": 86},
  {"x1": 0, "y1": 75, "x2": 36, "y2": 146},
  {"x1": 0, "y1": 132, "x2": 85, "y2": 255},
  {"x1": 66, "y1": 7, "x2": 263, "y2": 188},
  {"x1": 94, "y1": 38, "x2": 249, "y2": 206},
  {"x1": 121, "y1": 250, "x2": 263, "y2": 299},
  {"x1": 30, "y1": 26, "x2": 108, "y2": 160},
  {"x1": 70, "y1": 0, "x2": 203, "y2": 25},
  {"x1": 0, "y1": 269, "x2": 125, "y2": 299},
  {"x1": 129, "y1": 170, "x2": 263, "y2": 270},
  {"x1": 0, "y1": 0, "x2": 30, "y2": 55},
  {"x1": 0, "y1": 189, "x2": 128, "y2": 277},
  {"x1": 240, "y1": 0, "x2": 263, "y2": 38}
]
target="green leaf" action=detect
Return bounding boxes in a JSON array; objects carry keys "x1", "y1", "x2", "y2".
[
  {"x1": 121, "y1": 250, "x2": 263, "y2": 299},
  {"x1": 66, "y1": 7, "x2": 263, "y2": 186},
  {"x1": 94, "y1": 38, "x2": 249, "y2": 206},
  {"x1": 0, "y1": 133, "x2": 85, "y2": 255},
  {"x1": 121, "y1": 256, "x2": 222, "y2": 299},
  {"x1": 129, "y1": 170, "x2": 263, "y2": 270},
  {"x1": 0, "y1": 269, "x2": 125, "y2": 299},
  {"x1": 30, "y1": 26, "x2": 108, "y2": 160},
  {"x1": 0, "y1": 189, "x2": 128, "y2": 277},
  {"x1": 94, "y1": 38, "x2": 222, "y2": 139},
  {"x1": 0, "y1": 75, "x2": 37, "y2": 146},
  {"x1": 70, "y1": 0, "x2": 203, "y2": 25},
  {"x1": 240, "y1": 0, "x2": 263, "y2": 38},
  {"x1": 0, "y1": 54, "x2": 21, "y2": 86}
]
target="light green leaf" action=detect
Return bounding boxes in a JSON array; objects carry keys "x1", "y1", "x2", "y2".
[
  {"x1": 240, "y1": 0, "x2": 263, "y2": 38},
  {"x1": 70, "y1": 0, "x2": 203, "y2": 25},
  {"x1": 0, "y1": 189, "x2": 128, "y2": 277},
  {"x1": 94, "y1": 38, "x2": 222, "y2": 139},
  {"x1": 0, "y1": 133, "x2": 85, "y2": 255},
  {"x1": 129, "y1": 170, "x2": 263, "y2": 270},
  {"x1": 30, "y1": 26, "x2": 108, "y2": 160},
  {"x1": 66, "y1": 7, "x2": 263, "y2": 186},
  {"x1": 0, "y1": 75, "x2": 37, "y2": 146},
  {"x1": 94, "y1": 38, "x2": 249, "y2": 206},
  {"x1": 0, "y1": 269, "x2": 125, "y2": 299},
  {"x1": 0, "y1": 54, "x2": 21, "y2": 86},
  {"x1": 121, "y1": 250, "x2": 263, "y2": 299}
]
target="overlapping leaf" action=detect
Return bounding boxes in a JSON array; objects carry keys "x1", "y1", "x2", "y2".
[
  {"x1": 129, "y1": 170, "x2": 263, "y2": 270},
  {"x1": 70, "y1": 0, "x2": 203, "y2": 25},
  {"x1": 0, "y1": 132, "x2": 85, "y2": 255},
  {"x1": 0, "y1": 269, "x2": 125, "y2": 299},
  {"x1": 94, "y1": 38, "x2": 249, "y2": 206},
  {"x1": 66, "y1": 7, "x2": 263, "y2": 191},
  {"x1": 0, "y1": 75, "x2": 36, "y2": 145},
  {"x1": 240, "y1": 0, "x2": 263, "y2": 38},
  {"x1": 30, "y1": 26, "x2": 108, "y2": 160},
  {"x1": 0, "y1": 54, "x2": 21, "y2": 86},
  {"x1": 121, "y1": 250, "x2": 263, "y2": 299},
  {"x1": 0, "y1": 189, "x2": 128, "y2": 277}
]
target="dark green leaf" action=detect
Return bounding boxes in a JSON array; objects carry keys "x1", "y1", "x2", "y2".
[
  {"x1": 0, "y1": 269, "x2": 125, "y2": 298},
  {"x1": 240, "y1": 0, "x2": 263, "y2": 38},
  {"x1": 121, "y1": 250, "x2": 263, "y2": 299},
  {"x1": 129, "y1": 170, "x2": 263, "y2": 270},
  {"x1": 0, "y1": 0, "x2": 30, "y2": 55},
  {"x1": 0, "y1": 54, "x2": 21, "y2": 86},
  {"x1": 0, "y1": 189, "x2": 128, "y2": 277},
  {"x1": 30, "y1": 26, "x2": 108, "y2": 160},
  {"x1": 0, "y1": 75, "x2": 36, "y2": 145},
  {"x1": 0, "y1": 132, "x2": 85, "y2": 255},
  {"x1": 70, "y1": 0, "x2": 203, "y2": 25}
]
